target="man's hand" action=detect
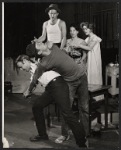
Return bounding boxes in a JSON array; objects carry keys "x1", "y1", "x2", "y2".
[
  {"x1": 35, "y1": 41, "x2": 42, "y2": 51},
  {"x1": 31, "y1": 36, "x2": 39, "y2": 44},
  {"x1": 23, "y1": 89, "x2": 31, "y2": 98},
  {"x1": 47, "y1": 41, "x2": 53, "y2": 49}
]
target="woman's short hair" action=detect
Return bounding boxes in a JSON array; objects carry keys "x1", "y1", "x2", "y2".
[{"x1": 80, "y1": 22, "x2": 95, "y2": 31}]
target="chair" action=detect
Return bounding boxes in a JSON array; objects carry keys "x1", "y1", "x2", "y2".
[{"x1": 4, "y1": 81, "x2": 12, "y2": 95}]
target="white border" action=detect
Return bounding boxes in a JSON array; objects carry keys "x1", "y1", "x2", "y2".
[{"x1": 2, "y1": 2, "x2": 4, "y2": 143}]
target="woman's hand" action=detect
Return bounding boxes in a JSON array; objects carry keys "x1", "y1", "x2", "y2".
[
  {"x1": 63, "y1": 46, "x2": 72, "y2": 53},
  {"x1": 72, "y1": 45, "x2": 80, "y2": 49}
]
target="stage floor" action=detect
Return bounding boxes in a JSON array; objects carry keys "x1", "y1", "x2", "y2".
[{"x1": 4, "y1": 94, "x2": 119, "y2": 149}]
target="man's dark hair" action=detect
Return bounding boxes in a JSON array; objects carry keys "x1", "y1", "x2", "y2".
[
  {"x1": 26, "y1": 43, "x2": 39, "y2": 60},
  {"x1": 15, "y1": 55, "x2": 30, "y2": 73},
  {"x1": 15, "y1": 55, "x2": 30, "y2": 65}
]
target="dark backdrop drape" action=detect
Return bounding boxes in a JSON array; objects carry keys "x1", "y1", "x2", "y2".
[{"x1": 4, "y1": 2, "x2": 119, "y2": 83}]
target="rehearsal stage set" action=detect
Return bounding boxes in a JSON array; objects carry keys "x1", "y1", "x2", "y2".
[{"x1": 3, "y1": 2, "x2": 119, "y2": 149}]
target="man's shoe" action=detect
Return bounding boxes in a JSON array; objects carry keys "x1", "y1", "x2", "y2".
[
  {"x1": 30, "y1": 135, "x2": 49, "y2": 142},
  {"x1": 85, "y1": 139, "x2": 89, "y2": 148},
  {"x1": 77, "y1": 139, "x2": 89, "y2": 148},
  {"x1": 55, "y1": 135, "x2": 70, "y2": 143}
]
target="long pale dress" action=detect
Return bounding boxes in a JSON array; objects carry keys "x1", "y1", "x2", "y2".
[{"x1": 85, "y1": 34, "x2": 103, "y2": 85}]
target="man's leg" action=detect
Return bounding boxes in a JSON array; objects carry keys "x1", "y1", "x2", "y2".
[
  {"x1": 77, "y1": 74, "x2": 89, "y2": 136},
  {"x1": 55, "y1": 79, "x2": 77, "y2": 143},
  {"x1": 47, "y1": 77, "x2": 86, "y2": 147},
  {"x1": 67, "y1": 74, "x2": 89, "y2": 136},
  {"x1": 30, "y1": 91, "x2": 53, "y2": 141}
]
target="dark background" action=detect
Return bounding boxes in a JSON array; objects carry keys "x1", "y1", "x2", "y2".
[{"x1": 4, "y1": 2, "x2": 119, "y2": 83}]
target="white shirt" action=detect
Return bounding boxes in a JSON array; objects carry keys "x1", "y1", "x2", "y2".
[
  {"x1": 30, "y1": 63, "x2": 61, "y2": 87},
  {"x1": 46, "y1": 19, "x2": 61, "y2": 43}
]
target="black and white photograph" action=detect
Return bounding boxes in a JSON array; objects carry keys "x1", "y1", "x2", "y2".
[{"x1": 2, "y1": 1, "x2": 119, "y2": 149}]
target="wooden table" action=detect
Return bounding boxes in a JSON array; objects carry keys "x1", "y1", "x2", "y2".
[{"x1": 88, "y1": 84, "x2": 111, "y2": 132}]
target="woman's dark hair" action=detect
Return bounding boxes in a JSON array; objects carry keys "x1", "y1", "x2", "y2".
[
  {"x1": 80, "y1": 22, "x2": 95, "y2": 31},
  {"x1": 69, "y1": 23, "x2": 80, "y2": 31}
]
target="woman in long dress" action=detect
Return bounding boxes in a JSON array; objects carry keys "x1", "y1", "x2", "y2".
[{"x1": 75, "y1": 22, "x2": 103, "y2": 85}]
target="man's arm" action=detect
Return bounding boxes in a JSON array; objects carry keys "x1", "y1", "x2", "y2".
[
  {"x1": 60, "y1": 21, "x2": 67, "y2": 50},
  {"x1": 28, "y1": 63, "x2": 46, "y2": 93}
]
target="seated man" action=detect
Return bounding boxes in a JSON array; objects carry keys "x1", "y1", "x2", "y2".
[{"x1": 15, "y1": 54, "x2": 88, "y2": 148}]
